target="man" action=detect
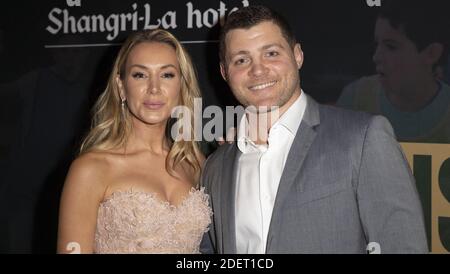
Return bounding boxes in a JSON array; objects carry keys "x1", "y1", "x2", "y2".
[{"x1": 200, "y1": 5, "x2": 427, "y2": 254}]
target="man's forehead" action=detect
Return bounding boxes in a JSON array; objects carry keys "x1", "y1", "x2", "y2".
[
  {"x1": 226, "y1": 21, "x2": 281, "y2": 37},
  {"x1": 225, "y1": 23, "x2": 287, "y2": 48}
]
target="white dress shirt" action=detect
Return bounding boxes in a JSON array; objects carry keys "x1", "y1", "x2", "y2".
[{"x1": 235, "y1": 92, "x2": 307, "y2": 253}]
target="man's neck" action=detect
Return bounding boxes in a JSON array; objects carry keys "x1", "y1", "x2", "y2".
[{"x1": 248, "y1": 90, "x2": 301, "y2": 145}]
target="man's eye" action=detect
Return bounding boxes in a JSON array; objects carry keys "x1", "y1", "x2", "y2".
[
  {"x1": 266, "y1": 51, "x2": 279, "y2": 57},
  {"x1": 132, "y1": 72, "x2": 146, "y2": 79},
  {"x1": 234, "y1": 58, "x2": 247, "y2": 65}
]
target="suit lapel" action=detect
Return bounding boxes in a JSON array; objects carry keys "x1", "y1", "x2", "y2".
[
  {"x1": 266, "y1": 94, "x2": 321, "y2": 252},
  {"x1": 220, "y1": 144, "x2": 241, "y2": 253}
]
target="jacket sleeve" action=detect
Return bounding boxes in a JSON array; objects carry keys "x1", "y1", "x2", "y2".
[
  {"x1": 356, "y1": 115, "x2": 428, "y2": 253},
  {"x1": 199, "y1": 155, "x2": 217, "y2": 254}
]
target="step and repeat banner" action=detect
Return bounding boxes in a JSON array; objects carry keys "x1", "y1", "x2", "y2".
[{"x1": 0, "y1": 0, "x2": 448, "y2": 253}]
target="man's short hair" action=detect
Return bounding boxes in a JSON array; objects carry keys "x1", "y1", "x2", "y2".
[
  {"x1": 378, "y1": 0, "x2": 449, "y2": 67},
  {"x1": 219, "y1": 5, "x2": 297, "y2": 64}
]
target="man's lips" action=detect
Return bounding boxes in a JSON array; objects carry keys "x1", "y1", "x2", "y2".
[{"x1": 248, "y1": 80, "x2": 277, "y2": 91}]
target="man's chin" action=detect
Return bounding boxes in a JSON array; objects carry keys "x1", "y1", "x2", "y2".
[{"x1": 245, "y1": 104, "x2": 280, "y2": 114}]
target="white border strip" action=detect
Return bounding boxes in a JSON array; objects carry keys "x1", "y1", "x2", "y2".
[{"x1": 44, "y1": 40, "x2": 219, "y2": 48}]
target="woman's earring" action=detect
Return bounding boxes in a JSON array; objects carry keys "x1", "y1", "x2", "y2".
[{"x1": 121, "y1": 98, "x2": 126, "y2": 113}]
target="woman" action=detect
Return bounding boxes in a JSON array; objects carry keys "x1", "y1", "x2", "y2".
[{"x1": 57, "y1": 29, "x2": 211, "y2": 254}]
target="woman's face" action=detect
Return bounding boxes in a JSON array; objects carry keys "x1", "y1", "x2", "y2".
[{"x1": 118, "y1": 42, "x2": 181, "y2": 126}]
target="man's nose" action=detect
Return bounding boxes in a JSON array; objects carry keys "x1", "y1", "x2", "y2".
[{"x1": 249, "y1": 60, "x2": 269, "y2": 77}]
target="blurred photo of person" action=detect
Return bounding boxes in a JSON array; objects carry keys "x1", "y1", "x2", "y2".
[{"x1": 337, "y1": 0, "x2": 450, "y2": 143}]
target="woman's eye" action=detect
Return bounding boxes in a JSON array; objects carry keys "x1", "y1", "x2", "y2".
[
  {"x1": 131, "y1": 72, "x2": 146, "y2": 79},
  {"x1": 162, "y1": 72, "x2": 175, "y2": 78}
]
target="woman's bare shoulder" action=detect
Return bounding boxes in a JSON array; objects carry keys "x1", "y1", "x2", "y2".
[
  {"x1": 64, "y1": 151, "x2": 118, "y2": 197},
  {"x1": 71, "y1": 151, "x2": 113, "y2": 176}
]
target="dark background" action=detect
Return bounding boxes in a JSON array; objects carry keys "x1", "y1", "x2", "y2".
[{"x1": 0, "y1": 0, "x2": 447, "y2": 253}]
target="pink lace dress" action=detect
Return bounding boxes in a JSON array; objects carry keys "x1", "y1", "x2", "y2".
[{"x1": 94, "y1": 188, "x2": 212, "y2": 254}]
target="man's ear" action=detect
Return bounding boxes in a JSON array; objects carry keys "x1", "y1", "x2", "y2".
[
  {"x1": 293, "y1": 43, "x2": 304, "y2": 70},
  {"x1": 423, "y1": 42, "x2": 444, "y2": 67},
  {"x1": 220, "y1": 62, "x2": 228, "y2": 82},
  {"x1": 115, "y1": 75, "x2": 125, "y2": 100}
]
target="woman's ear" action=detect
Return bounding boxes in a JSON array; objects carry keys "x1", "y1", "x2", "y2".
[{"x1": 116, "y1": 75, "x2": 125, "y2": 100}]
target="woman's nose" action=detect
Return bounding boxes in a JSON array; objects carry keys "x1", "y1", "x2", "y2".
[{"x1": 147, "y1": 77, "x2": 161, "y2": 94}]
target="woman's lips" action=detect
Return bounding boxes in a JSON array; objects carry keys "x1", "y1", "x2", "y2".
[{"x1": 143, "y1": 101, "x2": 165, "y2": 110}]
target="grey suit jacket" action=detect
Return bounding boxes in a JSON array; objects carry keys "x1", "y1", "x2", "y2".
[{"x1": 200, "y1": 94, "x2": 428, "y2": 254}]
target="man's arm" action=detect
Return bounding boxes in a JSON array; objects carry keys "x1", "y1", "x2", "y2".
[{"x1": 356, "y1": 115, "x2": 428, "y2": 253}]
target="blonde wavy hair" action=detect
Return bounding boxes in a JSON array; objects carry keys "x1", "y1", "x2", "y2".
[{"x1": 80, "y1": 29, "x2": 203, "y2": 181}]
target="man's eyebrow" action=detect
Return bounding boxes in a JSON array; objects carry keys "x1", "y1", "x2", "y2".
[
  {"x1": 261, "y1": 43, "x2": 285, "y2": 50},
  {"x1": 229, "y1": 44, "x2": 285, "y2": 57},
  {"x1": 229, "y1": 50, "x2": 250, "y2": 58},
  {"x1": 227, "y1": 43, "x2": 287, "y2": 60}
]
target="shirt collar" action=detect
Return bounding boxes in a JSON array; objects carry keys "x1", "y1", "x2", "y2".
[
  {"x1": 272, "y1": 91, "x2": 306, "y2": 136},
  {"x1": 237, "y1": 90, "x2": 307, "y2": 153}
]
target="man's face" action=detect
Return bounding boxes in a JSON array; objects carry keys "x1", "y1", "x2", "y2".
[
  {"x1": 221, "y1": 21, "x2": 303, "y2": 114},
  {"x1": 373, "y1": 17, "x2": 431, "y2": 95}
]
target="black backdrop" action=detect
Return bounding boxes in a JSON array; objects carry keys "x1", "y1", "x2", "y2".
[{"x1": 0, "y1": 0, "x2": 448, "y2": 253}]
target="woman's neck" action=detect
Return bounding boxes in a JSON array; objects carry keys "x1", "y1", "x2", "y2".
[{"x1": 126, "y1": 119, "x2": 169, "y2": 155}]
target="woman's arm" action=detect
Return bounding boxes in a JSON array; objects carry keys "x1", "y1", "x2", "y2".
[{"x1": 57, "y1": 154, "x2": 106, "y2": 254}]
